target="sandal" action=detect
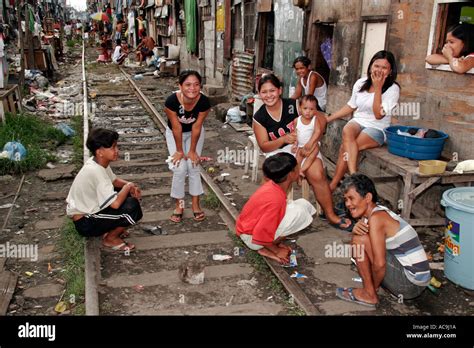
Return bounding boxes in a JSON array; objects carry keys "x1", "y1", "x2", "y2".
[
  {"x1": 335, "y1": 287, "x2": 377, "y2": 308},
  {"x1": 103, "y1": 241, "x2": 135, "y2": 252},
  {"x1": 193, "y1": 211, "x2": 206, "y2": 222},
  {"x1": 330, "y1": 217, "x2": 354, "y2": 232},
  {"x1": 170, "y1": 209, "x2": 183, "y2": 223}
]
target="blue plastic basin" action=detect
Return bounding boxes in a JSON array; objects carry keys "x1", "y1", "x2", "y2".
[{"x1": 384, "y1": 125, "x2": 448, "y2": 160}]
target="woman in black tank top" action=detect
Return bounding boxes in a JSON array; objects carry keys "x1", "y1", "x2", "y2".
[{"x1": 253, "y1": 74, "x2": 353, "y2": 231}]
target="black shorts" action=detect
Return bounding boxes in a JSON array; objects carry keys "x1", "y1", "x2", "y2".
[{"x1": 73, "y1": 197, "x2": 143, "y2": 237}]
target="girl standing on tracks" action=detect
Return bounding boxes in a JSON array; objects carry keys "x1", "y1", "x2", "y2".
[
  {"x1": 66, "y1": 128, "x2": 143, "y2": 252},
  {"x1": 164, "y1": 70, "x2": 211, "y2": 223}
]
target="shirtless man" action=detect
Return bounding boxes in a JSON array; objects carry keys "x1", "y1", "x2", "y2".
[{"x1": 136, "y1": 31, "x2": 155, "y2": 65}]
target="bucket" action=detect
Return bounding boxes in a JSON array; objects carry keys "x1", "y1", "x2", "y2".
[{"x1": 440, "y1": 187, "x2": 474, "y2": 290}]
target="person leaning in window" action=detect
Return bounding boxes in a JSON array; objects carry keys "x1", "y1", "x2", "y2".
[
  {"x1": 327, "y1": 50, "x2": 400, "y2": 192},
  {"x1": 164, "y1": 70, "x2": 211, "y2": 223},
  {"x1": 426, "y1": 23, "x2": 474, "y2": 74}
]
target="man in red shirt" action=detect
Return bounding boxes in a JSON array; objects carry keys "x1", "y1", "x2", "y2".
[{"x1": 236, "y1": 153, "x2": 316, "y2": 263}]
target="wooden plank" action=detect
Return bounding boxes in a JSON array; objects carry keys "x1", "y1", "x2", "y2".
[
  {"x1": 111, "y1": 160, "x2": 167, "y2": 168},
  {"x1": 0, "y1": 271, "x2": 18, "y2": 315},
  {"x1": 119, "y1": 132, "x2": 163, "y2": 138},
  {"x1": 408, "y1": 177, "x2": 440, "y2": 200},
  {"x1": 400, "y1": 172, "x2": 414, "y2": 220},
  {"x1": 408, "y1": 217, "x2": 446, "y2": 227},
  {"x1": 129, "y1": 230, "x2": 230, "y2": 250},
  {"x1": 84, "y1": 237, "x2": 100, "y2": 315},
  {"x1": 121, "y1": 172, "x2": 172, "y2": 181},
  {"x1": 104, "y1": 263, "x2": 253, "y2": 288},
  {"x1": 141, "y1": 208, "x2": 216, "y2": 223}
]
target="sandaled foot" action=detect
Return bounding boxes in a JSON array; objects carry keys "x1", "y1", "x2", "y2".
[
  {"x1": 335, "y1": 287, "x2": 377, "y2": 308},
  {"x1": 120, "y1": 231, "x2": 130, "y2": 239},
  {"x1": 170, "y1": 209, "x2": 183, "y2": 223},
  {"x1": 193, "y1": 211, "x2": 206, "y2": 222},
  {"x1": 103, "y1": 241, "x2": 135, "y2": 252},
  {"x1": 330, "y1": 217, "x2": 354, "y2": 232}
]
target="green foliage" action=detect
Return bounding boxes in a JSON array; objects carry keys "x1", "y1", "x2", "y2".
[
  {"x1": 0, "y1": 113, "x2": 67, "y2": 174},
  {"x1": 201, "y1": 190, "x2": 221, "y2": 210},
  {"x1": 58, "y1": 219, "x2": 85, "y2": 315},
  {"x1": 71, "y1": 115, "x2": 84, "y2": 169}
]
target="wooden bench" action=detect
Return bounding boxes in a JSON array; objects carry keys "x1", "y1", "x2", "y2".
[
  {"x1": 323, "y1": 147, "x2": 474, "y2": 227},
  {"x1": 0, "y1": 85, "x2": 22, "y2": 124}
]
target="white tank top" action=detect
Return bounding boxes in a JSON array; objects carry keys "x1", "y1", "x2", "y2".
[
  {"x1": 296, "y1": 115, "x2": 316, "y2": 147},
  {"x1": 300, "y1": 71, "x2": 327, "y2": 111}
]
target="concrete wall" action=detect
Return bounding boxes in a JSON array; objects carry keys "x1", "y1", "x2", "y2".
[{"x1": 273, "y1": 0, "x2": 305, "y2": 97}]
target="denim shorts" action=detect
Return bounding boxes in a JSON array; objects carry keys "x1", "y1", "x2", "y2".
[
  {"x1": 349, "y1": 120, "x2": 385, "y2": 145},
  {"x1": 382, "y1": 251, "x2": 426, "y2": 300}
]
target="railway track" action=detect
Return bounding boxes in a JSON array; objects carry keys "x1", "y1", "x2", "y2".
[{"x1": 82, "y1": 45, "x2": 318, "y2": 315}]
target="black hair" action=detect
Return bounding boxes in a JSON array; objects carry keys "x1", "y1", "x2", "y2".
[
  {"x1": 142, "y1": 30, "x2": 147, "y2": 37},
  {"x1": 448, "y1": 23, "x2": 474, "y2": 57},
  {"x1": 262, "y1": 153, "x2": 297, "y2": 184},
  {"x1": 178, "y1": 70, "x2": 202, "y2": 85},
  {"x1": 86, "y1": 128, "x2": 119, "y2": 156},
  {"x1": 292, "y1": 56, "x2": 311, "y2": 68},
  {"x1": 116, "y1": 38, "x2": 121, "y2": 45},
  {"x1": 340, "y1": 174, "x2": 378, "y2": 203},
  {"x1": 257, "y1": 73, "x2": 282, "y2": 92},
  {"x1": 359, "y1": 50, "x2": 399, "y2": 94},
  {"x1": 299, "y1": 94, "x2": 318, "y2": 108}
]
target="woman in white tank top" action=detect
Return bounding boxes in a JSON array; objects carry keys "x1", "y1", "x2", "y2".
[{"x1": 291, "y1": 56, "x2": 328, "y2": 111}]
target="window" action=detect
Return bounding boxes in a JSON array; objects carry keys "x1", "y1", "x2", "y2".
[
  {"x1": 426, "y1": 0, "x2": 474, "y2": 74},
  {"x1": 359, "y1": 21, "x2": 387, "y2": 78}
]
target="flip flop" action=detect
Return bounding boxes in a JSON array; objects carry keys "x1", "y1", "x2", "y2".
[
  {"x1": 335, "y1": 287, "x2": 376, "y2": 308},
  {"x1": 103, "y1": 241, "x2": 135, "y2": 252},
  {"x1": 193, "y1": 211, "x2": 205, "y2": 222},
  {"x1": 330, "y1": 217, "x2": 354, "y2": 232},
  {"x1": 120, "y1": 231, "x2": 130, "y2": 239},
  {"x1": 170, "y1": 209, "x2": 183, "y2": 223}
]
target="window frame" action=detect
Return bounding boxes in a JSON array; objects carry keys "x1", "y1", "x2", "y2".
[{"x1": 425, "y1": 0, "x2": 474, "y2": 74}]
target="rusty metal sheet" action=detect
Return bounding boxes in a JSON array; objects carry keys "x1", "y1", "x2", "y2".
[{"x1": 231, "y1": 51, "x2": 255, "y2": 100}]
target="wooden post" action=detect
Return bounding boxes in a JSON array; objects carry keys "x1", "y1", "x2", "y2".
[
  {"x1": 18, "y1": 0, "x2": 25, "y2": 95},
  {"x1": 24, "y1": 1, "x2": 35, "y2": 69}
]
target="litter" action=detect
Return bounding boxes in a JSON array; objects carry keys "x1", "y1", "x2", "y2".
[
  {"x1": 352, "y1": 277, "x2": 363, "y2": 282},
  {"x1": 200, "y1": 156, "x2": 213, "y2": 162},
  {"x1": 54, "y1": 301, "x2": 67, "y2": 313},
  {"x1": 266, "y1": 296, "x2": 273, "y2": 301},
  {"x1": 0, "y1": 204, "x2": 20, "y2": 209},
  {"x1": 55, "y1": 123, "x2": 76, "y2": 137},
  {"x1": 230, "y1": 202, "x2": 236, "y2": 206},
  {"x1": 221, "y1": 173, "x2": 230, "y2": 177},
  {"x1": 207, "y1": 167, "x2": 216, "y2": 174},
  {"x1": 283, "y1": 250, "x2": 297, "y2": 268},
  {"x1": 133, "y1": 285, "x2": 145, "y2": 292},
  {"x1": 427, "y1": 284, "x2": 439, "y2": 295},
  {"x1": 193, "y1": 251, "x2": 200, "y2": 254},
  {"x1": 141, "y1": 225, "x2": 162, "y2": 235},
  {"x1": 225, "y1": 295, "x2": 234, "y2": 306},
  {"x1": 14, "y1": 230, "x2": 24, "y2": 235},
  {"x1": 429, "y1": 262, "x2": 444, "y2": 271},
  {"x1": 224, "y1": 193, "x2": 232, "y2": 196},
  {"x1": 212, "y1": 254, "x2": 232, "y2": 261},
  {"x1": 290, "y1": 271, "x2": 307, "y2": 279},
  {"x1": 237, "y1": 277, "x2": 257, "y2": 286},
  {"x1": 3, "y1": 142, "x2": 27, "y2": 161},
  {"x1": 242, "y1": 175, "x2": 250, "y2": 179},
  {"x1": 430, "y1": 276, "x2": 442, "y2": 288},
  {"x1": 25, "y1": 271, "x2": 34, "y2": 277},
  {"x1": 133, "y1": 74, "x2": 144, "y2": 80},
  {"x1": 183, "y1": 251, "x2": 189, "y2": 254}
]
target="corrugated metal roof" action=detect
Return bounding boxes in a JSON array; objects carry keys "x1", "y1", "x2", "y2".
[{"x1": 231, "y1": 51, "x2": 254, "y2": 100}]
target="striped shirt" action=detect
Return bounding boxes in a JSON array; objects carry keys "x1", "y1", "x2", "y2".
[
  {"x1": 66, "y1": 157, "x2": 117, "y2": 216},
  {"x1": 373, "y1": 205, "x2": 431, "y2": 286}
]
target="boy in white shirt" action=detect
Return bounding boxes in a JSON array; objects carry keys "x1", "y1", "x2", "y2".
[
  {"x1": 112, "y1": 39, "x2": 128, "y2": 65},
  {"x1": 66, "y1": 128, "x2": 142, "y2": 251}
]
